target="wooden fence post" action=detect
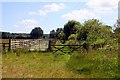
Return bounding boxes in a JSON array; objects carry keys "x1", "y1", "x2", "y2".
[
  {"x1": 48, "y1": 40, "x2": 51, "y2": 51},
  {"x1": 3, "y1": 43, "x2": 6, "y2": 54},
  {"x1": 8, "y1": 39, "x2": 11, "y2": 51},
  {"x1": 39, "y1": 39, "x2": 40, "y2": 52}
]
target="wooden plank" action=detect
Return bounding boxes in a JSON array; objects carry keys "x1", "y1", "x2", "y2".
[
  {"x1": 0, "y1": 39, "x2": 9, "y2": 44},
  {"x1": 51, "y1": 45, "x2": 82, "y2": 46}
]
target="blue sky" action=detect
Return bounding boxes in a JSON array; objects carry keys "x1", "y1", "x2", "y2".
[{"x1": 1, "y1": 0, "x2": 119, "y2": 34}]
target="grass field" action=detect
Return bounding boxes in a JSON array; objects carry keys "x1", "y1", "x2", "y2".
[
  {"x1": 67, "y1": 49, "x2": 119, "y2": 78},
  {"x1": 2, "y1": 51, "x2": 82, "y2": 78},
  {"x1": 2, "y1": 49, "x2": 119, "y2": 78}
]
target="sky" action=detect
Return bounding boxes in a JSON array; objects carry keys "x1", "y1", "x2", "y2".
[{"x1": 1, "y1": 0, "x2": 119, "y2": 34}]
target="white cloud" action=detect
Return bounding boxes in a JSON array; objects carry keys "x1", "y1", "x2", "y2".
[
  {"x1": 38, "y1": 10, "x2": 47, "y2": 16},
  {"x1": 29, "y1": 3, "x2": 66, "y2": 16},
  {"x1": 20, "y1": 19, "x2": 39, "y2": 25},
  {"x1": 62, "y1": 0, "x2": 118, "y2": 22},
  {"x1": 14, "y1": 19, "x2": 39, "y2": 28},
  {"x1": 44, "y1": 3, "x2": 66, "y2": 12},
  {"x1": 62, "y1": 9, "x2": 99, "y2": 21},
  {"x1": 86, "y1": 0, "x2": 118, "y2": 14},
  {"x1": 28, "y1": 11, "x2": 36, "y2": 15}
]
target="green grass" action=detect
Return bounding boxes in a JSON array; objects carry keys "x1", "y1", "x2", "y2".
[
  {"x1": 67, "y1": 49, "x2": 119, "y2": 78},
  {"x1": 2, "y1": 51, "x2": 82, "y2": 78},
  {"x1": 2, "y1": 49, "x2": 119, "y2": 78}
]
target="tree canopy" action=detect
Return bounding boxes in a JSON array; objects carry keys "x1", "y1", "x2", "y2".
[
  {"x1": 77, "y1": 19, "x2": 112, "y2": 44},
  {"x1": 49, "y1": 30, "x2": 56, "y2": 38},
  {"x1": 30, "y1": 27, "x2": 43, "y2": 39},
  {"x1": 63, "y1": 20, "x2": 81, "y2": 41}
]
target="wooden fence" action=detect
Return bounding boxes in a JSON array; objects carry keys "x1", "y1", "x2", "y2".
[
  {"x1": 1, "y1": 39, "x2": 85, "y2": 54},
  {"x1": 51, "y1": 45, "x2": 83, "y2": 54},
  {"x1": 0, "y1": 39, "x2": 11, "y2": 53},
  {"x1": 0, "y1": 39, "x2": 57, "y2": 53}
]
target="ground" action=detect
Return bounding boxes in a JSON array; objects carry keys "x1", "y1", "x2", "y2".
[
  {"x1": 2, "y1": 52, "x2": 82, "y2": 78},
  {"x1": 2, "y1": 50, "x2": 119, "y2": 78}
]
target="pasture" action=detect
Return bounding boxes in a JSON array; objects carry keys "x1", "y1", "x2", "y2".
[{"x1": 2, "y1": 49, "x2": 119, "y2": 78}]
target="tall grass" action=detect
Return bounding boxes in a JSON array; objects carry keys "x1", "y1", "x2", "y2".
[
  {"x1": 2, "y1": 48, "x2": 119, "y2": 78},
  {"x1": 66, "y1": 49, "x2": 119, "y2": 78},
  {"x1": 2, "y1": 51, "x2": 81, "y2": 78}
]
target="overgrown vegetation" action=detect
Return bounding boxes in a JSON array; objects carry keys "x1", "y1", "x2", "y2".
[
  {"x1": 2, "y1": 52, "x2": 81, "y2": 78},
  {"x1": 2, "y1": 19, "x2": 120, "y2": 78},
  {"x1": 67, "y1": 49, "x2": 118, "y2": 78},
  {"x1": 2, "y1": 49, "x2": 119, "y2": 78}
]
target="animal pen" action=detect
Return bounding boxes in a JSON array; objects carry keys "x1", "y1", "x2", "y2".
[
  {"x1": 0, "y1": 39, "x2": 83, "y2": 54},
  {"x1": 0, "y1": 39, "x2": 53, "y2": 53}
]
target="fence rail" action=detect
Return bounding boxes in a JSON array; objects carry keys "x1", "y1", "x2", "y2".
[
  {"x1": 51, "y1": 45, "x2": 82, "y2": 54},
  {"x1": 1, "y1": 39, "x2": 86, "y2": 54},
  {"x1": 0, "y1": 39, "x2": 11, "y2": 53},
  {"x1": 0, "y1": 39, "x2": 54, "y2": 52}
]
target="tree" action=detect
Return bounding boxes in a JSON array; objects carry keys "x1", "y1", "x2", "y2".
[
  {"x1": 49, "y1": 30, "x2": 56, "y2": 38},
  {"x1": 77, "y1": 19, "x2": 112, "y2": 48},
  {"x1": 114, "y1": 18, "x2": 120, "y2": 39},
  {"x1": 115, "y1": 18, "x2": 120, "y2": 27},
  {"x1": 56, "y1": 28, "x2": 63, "y2": 38},
  {"x1": 114, "y1": 27, "x2": 120, "y2": 39},
  {"x1": 49, "y1": 28, "x2": 63, "y2": 39},
  {"x1": 63, "y1": 20, "x2": 81, "y2": 41},
  {"x1": 2, "y1": 32, "x2": 10, "y2": 39},
  {"x1": 30, "y1": 27, "x2": 43, "y2": 39},
  {"x1": 58, "y1": 31, "x2": 65, "y2": 40}
]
